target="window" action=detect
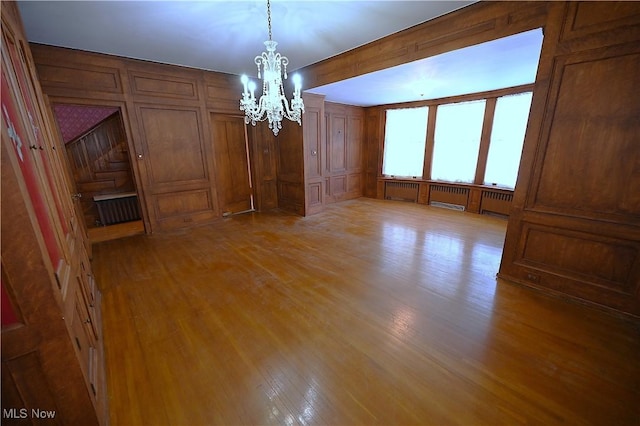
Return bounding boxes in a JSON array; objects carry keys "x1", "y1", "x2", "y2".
[
  {"x1": 431, "y1": 100, "x2": 486, "y2": 183},
  {"x1": 382, "y1": 107, "x2": 428, "y2": 177},
  {"x1": 484, "y1": 92, "x2": 533, "y2": 188}
]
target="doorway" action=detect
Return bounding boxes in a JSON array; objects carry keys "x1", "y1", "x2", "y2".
[
  {"x1": 51, "y1": 104, "x2": 144, "y2": 242},
  {"x1": 210, "y1": 113, "x2": 254, "y2": 216}
]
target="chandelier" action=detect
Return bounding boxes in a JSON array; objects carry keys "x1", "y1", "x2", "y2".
[{"x1": 239, "y1": 0, "x2": 304, "y2": 136}]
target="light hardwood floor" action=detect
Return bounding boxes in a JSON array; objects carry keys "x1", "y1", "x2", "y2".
[{"x1": 92, "y1": 198, "x2": 640, "y2": 425}]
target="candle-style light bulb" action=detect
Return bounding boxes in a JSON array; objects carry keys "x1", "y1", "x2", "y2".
[
  {"x1": 241, "y1": 75, "x2": 249, "y2": 95},
  {"x1": 292, "y1": 74, "x2": 302, "y2": 96},
  {"x1": 248, "y1": 80, "x2": 256, "y2": 99}
]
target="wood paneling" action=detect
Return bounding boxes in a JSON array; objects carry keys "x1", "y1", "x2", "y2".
[
  {"x1": 137, "y1": 106, "x2": 208, "y2": 185},
  {"x1": 304, "y1": 107, "x2": 322, "y2": 179},
  {"x1": 329, "y1": 113, "x2": 346, "y2": 172},
  {"x1": 36, "y1": 63, "x2": 123, "y2": 95},
  {"x1": 363, "y1": 107, "x2": 382, "y2": 198},
  {"x1": 323, "y1": 102, "x2": 365, "y2": 206},
  {"x1": 519, "y1": 226, "x2": 637, "y2": 290},
  {"x1": 205, "y1": 72, "x2": 243, "y2": 114},
  {"x1": 276, "y1": 120, "x2": 305, "y2": 215},
  {"x1": 561, "y1": 2, "x2": 640, "y2": 45},
  {"x1": 30, "y1": 44, "x2": 245, "y2": 232},
  {"x1": 534, "y1": 51, "x2": 640, "y2": 219},
  {"x1": 500, "y1": 2, "x2": 640, "y2": 318},
  {"x1": 155, "y1": 190, "x2": 213, "y2": 218},
  {"x1": 302, "y1": 93, "x2": 325, "y2": 215},
  {"x1": 210, "y1": 114, "x2": 252, "y2": 214},
  {"x1": 2, "y1": 4, "x2": 105, "y2": 421},
  {"x1": 129, "y1": 70, "x2": 199, "y2": 101},
  {"x1": 249, "y1": 124, "x2": 278, "y2": 212}
]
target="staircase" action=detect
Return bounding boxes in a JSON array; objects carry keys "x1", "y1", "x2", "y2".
[{"x1": 65, "y1": 114, "x2": 138, "y2": 227}]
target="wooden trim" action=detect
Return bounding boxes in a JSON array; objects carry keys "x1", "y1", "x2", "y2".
[{"x1": 475, "y1": 97, "x2": 497, "y2": 185}]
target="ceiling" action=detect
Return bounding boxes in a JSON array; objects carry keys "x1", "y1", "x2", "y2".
[{"x1": 17, "y1": 1, "x2": 543, "y2": 106}]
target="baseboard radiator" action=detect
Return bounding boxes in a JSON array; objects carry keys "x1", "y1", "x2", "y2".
[
  {"x1": 93, "y1": 192, "x2": 141, "y2": 226},
  {"x1": 429, "y1": 184, "x2": 469, "y2": 211},
  {"x1": 384, "y1": 181, "x2": 419, "y2": 202},
  {"x1": 480, "y1": 190, "x2": 513, "y2": 216}
]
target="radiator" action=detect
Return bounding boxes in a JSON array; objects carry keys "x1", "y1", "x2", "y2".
[
  {"x1": 480, "y1": 190, "x2": 513, "y2": 216},
  {"x1": 429, "y1": 184, "x2": 469, "y2": 210},
  {"x1": 384, "y1": 181, "x2": 419, "y2": 202},
  {"x1": 93, "y1": 192, "x2": 141, "y2": 226}
]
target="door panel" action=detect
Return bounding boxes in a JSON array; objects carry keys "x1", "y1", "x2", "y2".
[{"x1": 211, "y1": 114, "x2": 252, "y2": 214}]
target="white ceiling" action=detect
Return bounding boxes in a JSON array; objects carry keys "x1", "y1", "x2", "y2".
[{"x1": 17, "y1": 1, "x2": 543, "y2": 106}]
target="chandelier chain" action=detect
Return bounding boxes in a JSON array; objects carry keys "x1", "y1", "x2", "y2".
[{"x1": 267, "y1": 0, "x2": 272, "y2": 41}]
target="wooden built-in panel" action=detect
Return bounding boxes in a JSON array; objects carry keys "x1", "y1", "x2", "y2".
[
  {"x1": 500, "y1": 3, "x2": 640, "y2": 318},
  {"x1": 2, "y1": 3, "x2": 105, "y2": 420},
  {"x1": 347, "y1": 115, "x2": 363, "y2": 172},
  {"x1": 363, "y1": 107, "x2": 382, "y2": 198},
  {"x1": 249, "y1": 124, "x2": 278, "y2": 212},
  {"x1": 302, "y1": 93, "x2": 325, "y2": 215},
  {"x1": 518, "y1": 225, "x2": 638, "y2": 291},
  {"x1": 329, "y1": 114, "x2": 346, "y2": 172},
  {"x1": 205, "y1": 72, "x2": 245, "y2": 114},
  {"x1": 211, "y1": 114, "x2": 252, "y2": 214},
  {"x1": 305, "y1": 107, "x2": 322, "y2": 179},
  {"x1": 154, "y1": 190, "x2": 213, "y2": 218},
  {"x1": 347, "y1": 173, "x2": 362, "y2": 194},
  {"x1": 35, "y1": 63, "x2": 123, "y2": 95},
  {"x1": 533, "y1": 51, "x2": 640, "y2": 220},
  {"x1": 136, "y1": 106, "x2": 208, "y2": 186},
  {"x1": 561, "y1": 2, "x2": 640, "y2": 44},
  {"x1": 322, "y1": 102, "x2": 364, "y2": 207},
  {"x1": 129, "y1": 70, "x2": 199, "y2": 101},
  {"x1": 307, "y1": 182, "x2": 322, "y2": 209},
  {"x1": 276, "y1": 119, "x2": 305, "y2": 215},
  {"x1": 330, "y1": 175, "x2": 347, "y2": 200}
]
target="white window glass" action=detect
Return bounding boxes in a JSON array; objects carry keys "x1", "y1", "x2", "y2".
[
  {"x1": 382, "y1": 107, "x2": 429, "y2": 177},
  {"x1": 484, "y1": 92, "x2": 533, "y2": 188},
  {"x1": 431, "y1": 100, "x2": 486, "y2": 183}
]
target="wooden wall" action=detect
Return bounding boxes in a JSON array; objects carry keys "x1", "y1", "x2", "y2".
[
  {"x1": 30, "y1": 43, "x2": 368, "y2": 227},
  {"x1": 1, "y1": 2, "x2": 107, "y2": 423},
  {"x1": 29, "y1": 43, "x2": 285, "y2": 232},
  {"x1": 301, "y1": 96, "x2": 365, "y2": 216},
  {"x1": 499, "y1": 3, "x2": 640, "y2": 317},
  {"x1": 324, "y1": 102, "x2": 364, "y2": 204}
]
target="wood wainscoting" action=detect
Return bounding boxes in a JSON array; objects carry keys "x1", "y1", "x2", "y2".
[{"x1": 93, "y1": 198, "x2": 640, "y2": 425}]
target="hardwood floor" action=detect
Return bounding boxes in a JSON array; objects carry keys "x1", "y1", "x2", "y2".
[{"x1": 92, "y1": 198, "x2": 640, "y2": 426}]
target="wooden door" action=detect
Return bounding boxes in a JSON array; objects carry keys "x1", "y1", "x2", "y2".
[{"x1": 211, "y1": 114, "x2": 253, "y2": 214}]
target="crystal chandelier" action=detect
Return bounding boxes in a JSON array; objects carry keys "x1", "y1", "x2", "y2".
[{"x1": 240, "y1": 0, "x2": 304, "y2": 136}]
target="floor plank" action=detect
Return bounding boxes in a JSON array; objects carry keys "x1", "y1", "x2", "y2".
[{"x1": 92, "y1": 198, "x2": 640, "y2": 425}]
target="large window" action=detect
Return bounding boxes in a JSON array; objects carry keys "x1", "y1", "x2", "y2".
[
  {"x1": 431, "y1": 99, "x2": 486, "y2": 183},
  {"x1": 382, "y1": 107, "x2": 428, "y2": 177},
  {"x1": 484, "y1": 92, "x2": 533, "y2": 188},
  {"x1": 381, "y1": 89, "x2": 533, "y2": 189}
]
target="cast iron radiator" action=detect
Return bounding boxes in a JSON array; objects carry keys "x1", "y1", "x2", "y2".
[{"x1": 93, "y1": 192, "x2": 141, "y2": 226}]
